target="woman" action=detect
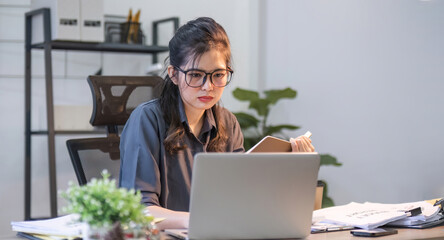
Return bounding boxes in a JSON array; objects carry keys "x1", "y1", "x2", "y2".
[{"x1": 119, "y1": 17, "x2": 314, "y2": 229}]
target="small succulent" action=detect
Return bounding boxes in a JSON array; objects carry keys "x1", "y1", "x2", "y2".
[{"x1": 60, "y1": 170, "x2": 153, "y2": 228}]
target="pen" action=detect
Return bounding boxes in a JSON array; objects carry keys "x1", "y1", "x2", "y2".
[
  {"x1": 311, "y1": 225, "x2": 354, "y2": 234},
  {"x1": 434, "y1": 198, "x2": 443, "y2": 206},
  {"x1": 126, "y1": 9, "x2": 133, "y2": 43},
  {"x1": 126, "y1": 8, "x2": 132, "y2": 23},
  {"x1": 404, "y1": 207, "x2": 422, "y2": 217},
  {"x1": 132, "y1": 10, "x2": 141, "y2": 41},
  {"x1": 434, "y1": 198, "x2": 444, "y2": 213}
]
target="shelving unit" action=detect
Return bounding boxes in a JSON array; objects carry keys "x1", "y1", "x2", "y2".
[{"x1": 24, "y1": 8, "x2": 175, "y2": 220}]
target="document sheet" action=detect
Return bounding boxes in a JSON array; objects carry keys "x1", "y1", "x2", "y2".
[{"x1": 312, "y1": 201, "x2": 441, "y2": 230}]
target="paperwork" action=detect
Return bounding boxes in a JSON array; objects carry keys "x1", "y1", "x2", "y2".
[
  {"x1": 11, "y1": 214, "x2": 165, "y2": 239},
  {"x1": 312, "y1": 201, "x2": 442, "y2": 230},
  {"x1": 369, "y1": 201, "x2": 442, "y2": 227},
  {"x1": 11, "y1": 214, "x2": 84, "y2": 237}
]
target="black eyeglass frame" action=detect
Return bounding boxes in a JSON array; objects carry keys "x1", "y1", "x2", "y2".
[{"x1": 174, "y1": 66, "x2": 234, "y2": 88}]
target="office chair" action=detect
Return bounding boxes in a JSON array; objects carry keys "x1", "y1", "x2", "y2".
[{"x1": 66, "y1": 75, "x2": 163, "y2": 185}]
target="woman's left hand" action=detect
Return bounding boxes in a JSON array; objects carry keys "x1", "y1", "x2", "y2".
[{"x1": 289, "y1": 135, "x2": 315, "y2": 152}]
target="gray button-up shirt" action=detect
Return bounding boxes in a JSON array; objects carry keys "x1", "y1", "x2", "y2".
[{"x1": 119, "y1": 98, "x2": 244, "y2": 211}]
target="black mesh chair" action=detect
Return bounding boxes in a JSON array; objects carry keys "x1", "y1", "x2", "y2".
[{"x1": 66, "y1": 75, "x2": 163, "y2": 185}]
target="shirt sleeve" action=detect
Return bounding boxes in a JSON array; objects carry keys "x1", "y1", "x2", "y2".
[{"x1": 119, "y1": 104, "x2": 162, "y2": 206}]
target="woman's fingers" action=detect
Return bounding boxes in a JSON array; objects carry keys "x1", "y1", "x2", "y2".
[
  {"x1": 290, "y1": 136, "x2": 315, "y2": 152},
  {"x1": 300, "y1": 136, "x2": 315, "y2": 152},
  {"x1": 290, "y1": 137, "x2": 298, "y2": 152}
]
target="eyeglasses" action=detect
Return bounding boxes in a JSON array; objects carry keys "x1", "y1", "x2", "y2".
[{"x1": 174, "y1": 66, "x2": 233, "y2": 88}]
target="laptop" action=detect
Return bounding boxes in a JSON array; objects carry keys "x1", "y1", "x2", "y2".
[{"x1": 166, "y1": 152, "x2": 320, "y2": 239}]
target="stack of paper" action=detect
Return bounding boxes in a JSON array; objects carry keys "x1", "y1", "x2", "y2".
[
  {"x1": 383, "y1": 201, "x2": 443, "y2": 227},
  {"x1": 313, "y1": 202, "x2": 407, "y2": 229},
  {"x1": 312, "y1": 200, "x2": 442, "y2": 230},
  {"x1": 11, "y1": 214, "x2": 85, "y2": 237}
]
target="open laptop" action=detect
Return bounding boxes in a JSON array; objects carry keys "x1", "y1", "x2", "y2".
[{"x1": 166, "y1": 152, "x2": 320, "y2": 239}]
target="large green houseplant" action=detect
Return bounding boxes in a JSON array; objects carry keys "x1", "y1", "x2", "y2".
[{"x1": 232, "y1": 87, "x2": 341, "y2": 208}]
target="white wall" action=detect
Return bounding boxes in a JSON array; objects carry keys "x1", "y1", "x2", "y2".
[
  {"x1": 263, "y1": 0, "x2": 444, "y2": 205},
  {"x1": 0, "y1": 0, "x2": 259, "y2": 235}
]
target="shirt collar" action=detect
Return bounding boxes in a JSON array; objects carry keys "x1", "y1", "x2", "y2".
[
  {"x1": 177, "y1": 96, "x2": 217, "y2": 133},
  {"x1": 203, "y1": 106, "x2": 217, "y2": 133},
  {"x1": 178, "y1": 97, "x2": 188, "y2": 124}
]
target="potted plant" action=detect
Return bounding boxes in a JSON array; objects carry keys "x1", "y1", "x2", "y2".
[
  {"x1": 232, "y1": 87, "x2": 341, "y2": 208},
  {"x1": 60, "y1": 170, "x2": 157, "y2": 239}
]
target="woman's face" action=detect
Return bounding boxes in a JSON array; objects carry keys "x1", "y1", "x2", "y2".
[{"x1": 169, "y1": 49, "x2": 228, "y2": 118}]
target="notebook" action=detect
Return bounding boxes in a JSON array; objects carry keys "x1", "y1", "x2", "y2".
[
  {"x1": 246, "y1": 135, "x2": 292, "y2": 153},
  {"x1": 165, "y1": 152, "x2": 320, "y2": 239}
]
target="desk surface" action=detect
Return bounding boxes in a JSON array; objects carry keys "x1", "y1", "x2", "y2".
[
  {"x1": 4, "y1": 225, "x2": 444, "y2": 240},
  {"x1": 306, "y1": 225, "x2": 444, "y2": 240},
  {"x1": 161, "y1": 226, "x2": 444, "y2": 240}
]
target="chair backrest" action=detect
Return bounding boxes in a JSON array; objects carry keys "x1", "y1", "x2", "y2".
[
  {"x1": 67, "y1": 75, "x2": 163, "y2": 185},
  {"x1": 67, "y1": 136, "x2": 121, "y2": 185},
  {"x1": 87, "y1": 75, "x2": 163, "y2": 128}
]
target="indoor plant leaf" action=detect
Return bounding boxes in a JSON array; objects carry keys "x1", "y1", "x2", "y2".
[
  {"x1": 232, "y1": 88, "x2": 259, "y2": 101},
  {"x1": 264, "y1": 88, "x2": 297, "y2": 104},
  {"x1": 320, "y1": 154, "x2": 342, "y2": 166},
  {"x1": 233, "y1": 112, "x2": 260, "y2": 129},
  {"x1": 264, "y1": 124, "x2": 300, "y2": 136},
  {"x1": 243, "y1": 136, "x2": 263, "y2": 152},
  {"x1": 249, "y1": 98, "x2": 271, "y2": 116}
]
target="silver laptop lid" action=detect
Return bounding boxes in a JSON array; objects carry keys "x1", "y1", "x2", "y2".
[{"x1": 188, "y1": 152, "x2": 320, "y2": 239}]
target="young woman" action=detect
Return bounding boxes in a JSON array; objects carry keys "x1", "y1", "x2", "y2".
[{"x1": 119, "y1": 17, "x2": 314, "y2": 229}]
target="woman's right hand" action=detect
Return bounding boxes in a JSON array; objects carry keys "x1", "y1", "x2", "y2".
[
  {"x1": 147, "y1": 205, "x2": 189, "y2": 230},
  {"x1": 289, "y1": 135, "x2": 315, "y2": 152}
]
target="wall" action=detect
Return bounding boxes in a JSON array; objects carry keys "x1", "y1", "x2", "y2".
[
  {"x1": 263, "y1": 0, "x2": 444, "y2": 205},
  {"x1": 0, "y1": 0, "x2": 259, "y2": 235}
]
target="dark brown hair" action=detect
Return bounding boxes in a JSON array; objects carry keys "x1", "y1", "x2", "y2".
[{"x1": 160, "y1": 17, "x2": 231, "y2": 154}]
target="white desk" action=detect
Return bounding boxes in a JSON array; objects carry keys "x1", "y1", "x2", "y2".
[
  {"x1": 4, "y1": 225, "x2": 444, "y2": 240},
  {"x1": 307, "y1": 225, "x2": 444, "y2": 240}
]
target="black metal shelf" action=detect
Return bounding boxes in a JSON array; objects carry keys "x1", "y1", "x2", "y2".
[
  {"x1": 30, "y1": 130, "x2": 107, "y2": 135},
  {"x1": 30, "y1": 41, "x2": 168, "y2": 53},
  {"x1": 24, "y1": 7, "x2": 174, "y2": 220}
]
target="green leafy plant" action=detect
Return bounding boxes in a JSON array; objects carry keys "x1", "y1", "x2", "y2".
[
  {"x1": 232, "y1": 87, "x2": 341, "y2": 208},
  {"x1": 60, "y1": 170, "x2": 153, "y2": 228}
]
